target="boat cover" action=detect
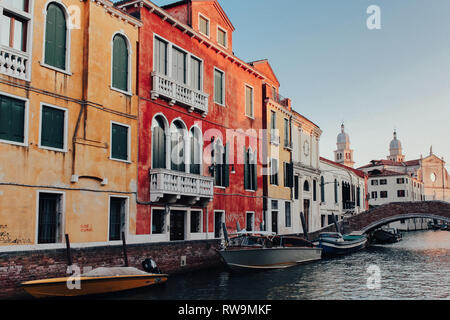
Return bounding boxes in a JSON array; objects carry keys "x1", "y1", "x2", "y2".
[{"x1": 81, "y1": 267, "x2": 150, "y2": 278}]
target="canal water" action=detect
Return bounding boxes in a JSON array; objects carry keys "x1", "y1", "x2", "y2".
[{"x1": 108, "y1": 230, "x2": 450, "y2": 300}]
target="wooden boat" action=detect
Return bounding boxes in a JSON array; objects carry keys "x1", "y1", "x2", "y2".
[
  {"x1": 218, "y1": 227, "x2": 322, "y2": 271},
  {"x1": 315, "y1": 231, "x2": 367, "y2": 256},
  {"x1": 21, "y1": 267, "x2": 168, "y2": 299},
  {"x1": 372, "y1": 227, "x2": 402, "y2": 244}
]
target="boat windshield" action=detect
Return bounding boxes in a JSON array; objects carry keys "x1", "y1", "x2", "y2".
[{"x1": 319, "y1": 233, "x2": 342, "y2": 239}]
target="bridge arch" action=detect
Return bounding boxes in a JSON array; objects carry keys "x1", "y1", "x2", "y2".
[{"x1": 360, "y1": 213, "x2": 450, "y2": 233}]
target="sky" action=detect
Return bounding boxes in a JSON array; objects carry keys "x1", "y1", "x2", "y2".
[{"x1": 137, "y1": 0, "x2": 450, "y2": 169}]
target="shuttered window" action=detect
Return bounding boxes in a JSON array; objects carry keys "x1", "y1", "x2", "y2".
[
  {"x1": 172, "y1": 47, "x2": 187, "y2": 84},
  {"x1": 199, "y1": 15, "x2": 209, "y2": 36},
  {"x1": 214, "y1": 69, "x2": 224, "y2": 105},
  {"x1": 112, "y1": 34, "x2": 129, "y2": 92},
  {"x1": 111, "y1": 123, "x2": 129, "y2": 161},
  {"x1": 40, "y1": 105, "x2": 65, "y2": 150},
  {"x1": 0, "y1": 94, "x2": 25, "y2": 144},
  {"x1": 245, "y1": 86, "x2": 253, "y2": 118},
  {"x1": 321, "y1": 176, "x2": 325, "y2": 203},
  {"x1": 109, "y1": 197, "x2": 126, "y2": 241},
  {"x1": 217, "y1": 28, "x2": 227, "y2": 47},
  {"x1": 152, "y1": 117, "x2": 166, "y2": 169},
  {"x1": 270, "y1": 158, "x2": 278, "y2": 186},
  {"x1": 284, "y1": 162, "x2": 293, "y2": 188},
  {"x1": 190, "y1": 57, "x2": 202, "y2": 91},
  {"x1": 214, "y1": 142, "x2": 229, "y2": 188},
  {"x1": 45, "y1": 3, "x2": 67, "y2": 70},
  {"x1": 244, "y1": 148, "x2": 257, "y2": 191},
  {"x1": 154, "y1": 37, "x2": 168, "y2": 75}
]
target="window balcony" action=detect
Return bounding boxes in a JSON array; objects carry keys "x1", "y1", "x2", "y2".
[
  {"x1": 0, "y1": 46, "x2": 30, "y2": 81},
  {"x1": 151, "y1": 72, "x2": 209, "y2": 117},
  {"x1": 149, "y1": 168, "x2": 214, "y2": 207}
]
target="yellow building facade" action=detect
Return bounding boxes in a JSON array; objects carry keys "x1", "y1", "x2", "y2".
[{"x1": 0, "y1": 0, "x2": 141, "y2": 247}]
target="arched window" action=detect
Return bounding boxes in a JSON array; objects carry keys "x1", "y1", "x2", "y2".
[
  {"x1": 152, "y1": 116, "x2": 167, "y2": 169},
  {"x1": 303, "y1": 180, "x2": 310, "y2": 192},
  {"x1": 170, "y1": 120, "x2": 186, "y2": 172},
  {"x1": 112, "y1": 34, "x2": 129, "y2": 92},
  {"x1": 45, "y1": 3, "x2": 67, "y2": 70},
  {"x1": 320, "y1": 176, "x2": 325, "y2": 203},
  {"x1": 190, "y1": 127, "x2": 202, "y2": 175}
]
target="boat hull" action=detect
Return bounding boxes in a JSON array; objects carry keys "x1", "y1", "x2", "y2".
[
  {"x1": 21, "y1": 274, "x2": 168, "y2": 299},
  {"x1": 317, "y1": 238, "x2": 367, "y2": 256},
  {"x1": 219, "y1": 247, "x2": 322, "y2": 271}
]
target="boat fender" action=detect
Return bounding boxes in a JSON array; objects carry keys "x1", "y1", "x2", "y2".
[{"x1": 142, "y1": 258, "x2": 161, "y2": 274}]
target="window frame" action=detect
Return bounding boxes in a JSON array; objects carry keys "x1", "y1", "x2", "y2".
[
  {"x1": 0, "y1": 91, "x2": 29, "y2": 147},
  {"x1": 110, "y1": 31, "x2": 132, "y2": 96},
  {"x1": 110, "y1": 120, "x2": 131, "y2": 163},
  {"x1": 246, "y1": 211, "x2": 255, "y2": 232},
  {"x1": 285, "y1": 201, "x2": 291, "y2": 228},
  {"x1": 107, "y1": 195, "x2": 129, "y2": 242},
  {"x1": 35, "y1": 189, "x2": 65, "y2": 245},
  {"x1": 244, "y1": 84, "x2": 254, "y2": 119},
  {"x1": 40, "y1": 1, "x2": 72, "y2": 75},
  {"x1": 198, "y1": 13, "x2": 210, "y2": 38},
  {"x1": 216, "y1": 25, "x2": 227, "y2": 48},
  {"x1": 151, "y1": 207, "x2": 167, "y2": 235},
  {"x1": 38, "y1": 102, "x2": 68, "y2": 152},
  {"x1": 190, "y1": 210, "x2": 203, "y2": 234},
  {"x1": 214, "y1": 67, "x2": 226, "y2": 106}
]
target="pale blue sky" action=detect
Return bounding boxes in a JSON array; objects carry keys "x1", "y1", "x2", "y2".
[{"x1": 141, "y1": 0, "x2": 450, "y2": 168}]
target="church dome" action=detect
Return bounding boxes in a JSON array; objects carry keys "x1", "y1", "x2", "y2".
[
  {"x1": 390, "y1": 131, "x2": 402, "y2": 151},
  {"x1": 337, "y1": 124, "x2": 350, "y2": 144}
]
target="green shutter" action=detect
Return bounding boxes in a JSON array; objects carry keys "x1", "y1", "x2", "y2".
[
  {"x1": 112, "y1": 35, "x2": 129, "y2": 92},
  {"x1": 45, "y1": 4, "x2": 66, "y2": 70},
  {"x1": 0, "y1": 95, "x2": 25, "y2": 143},
  {"x1": 41, "y1": 106, "x2": 64, "y2": 150},
  {"x1": 112, "y1": 123, "x2": 128, "y2": 161},
  {"x1": 223, "y1": 143, "x2": 230, "y2": 187},
  {"x1": 214, "y1": 70, "x2": 223, "y2": 104}
]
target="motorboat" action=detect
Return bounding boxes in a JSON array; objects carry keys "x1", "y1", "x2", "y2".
[
  {"x1": 315, "y1": 231, "x2": 367, "y2": 256},
  {"x1": 372, "y1": 227, "x2": 402, "y2": 244},
  {"x1": 218, "y1": 226, "x2": 322, "y2": 271},
  {"x1": 21, "y1": 260, "x2": 168, "y2": 299}
]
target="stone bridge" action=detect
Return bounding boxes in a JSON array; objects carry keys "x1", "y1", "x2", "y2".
[{"x1": 308, "y1": 201, "x2": 450, "y2": 240}]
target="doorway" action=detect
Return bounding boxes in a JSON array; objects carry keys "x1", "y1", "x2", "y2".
[
  {"x1": 38, "y1": 193, "x2": 62, "y2": 244},
  {"x1": 214, "y1": 211, "x2": 224, "y2": 239},
  {"x1": 170, "y1": 210, "x2": 186, "y2": 241},
  {"x1": 272, "y1": 211, "x2": 278, "y2": 234},
  {"x1": 303, "y1": 199, "x2": 310, "y2": 232}
]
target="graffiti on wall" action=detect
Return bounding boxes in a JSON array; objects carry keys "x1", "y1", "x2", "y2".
[{"x1": 0, "y1": 225, "x2": 32, "y2": 245}]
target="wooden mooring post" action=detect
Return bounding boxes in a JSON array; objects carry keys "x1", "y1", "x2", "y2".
[{"x1": 122, "y1": 232, "x2": 129, "y2": 267}]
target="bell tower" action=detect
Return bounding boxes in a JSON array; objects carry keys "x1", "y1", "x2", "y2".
[{"x1": 334, "y1": 124, "x2": 355, "y2": 168}]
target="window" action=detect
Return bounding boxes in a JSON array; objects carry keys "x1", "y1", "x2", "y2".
[
  {"x1": 190, "y1": 211, "x2": 202, "y2": 233},
  {"x1": 154, "y1": 37, "x2": 168, "y2": 75},
  {"x1": 199, "y1": 14, "x2": 209, "y2": 37},
  {"x1": 371, "y1": 180, "x2": 379, "y2": 186},
  {"x1": 397, "y1": 178, "x2": 405, "y2": 184},
  {"x1": 294, "y1": 176, "x2": 299, "y2": 200},
  {"x1": 217, "y1": 27, "x2": 227, "y2": 47},
  {"x1": 271, "y1": 87, "x2": 277, "y2": 100},
  {"x1": 334, "y1": 179, "x2": 338, "y2": 203},
  {"x1": 2, "y1": 0, "x2": 29, "y2": 12},
  {"x1": 285, "y1": 202, "x2": 291, "y2": 228},
  {"x1": 172, "y1": 47, "x2": 187, "y2": 84},
  {"x1": 380, "y1": 191, "x2": 388, "y2": 198},
  {"x1": 357, "y1": 187, "x2": 361, "y2": 207},
  {"x1": 1, "y1": 10, "x2": 27, "y2": 51},
  {"x1": 0, "y1": 94, "x2": 26, "y2": 145},
  {"x1": 190, "y1": 56, "x2": 202, "y2": 91},
  {"x1": 320, "y1": 176, "x2": 325, "y2": 203},
  {"x1": 170, "y1": 120, "x2": 186, "y2": 172},
  {"x1": 246, "y1": 212, "x2": 254, "y2": 231},
  {"x1": 37, "y1": 192, "x2": 63, "y2": 244},
  {"x1": 245, "y1": 85, "x2": 253, "y2": 118},
  {"x1": 44, "y1": 3, "x2": 67, "y2": 70},
  {"x1": 152, "y1": 116, "x2": 166, "y2": 169},
  {"x1": 270, "y1": 111, "x2": 278, "y2": 143},
  {"x1": 190, "y1": 127, "x2": 202, "y2": 175},
  {"x1": 284, "y1": 118, "x2": 290, "y2": 148},
  {"x1": 40, "y1": 105, "x2": 66, "y2": 151},
  {"x1": 303, "y1": 180, "x2": 310, "y2": 192},
  {"x1": 152, "y1": 209, "x2": 165, "y2": 234},
  {"x1": 111, "y1": 122, "x2": 130, "y2": 162},
  {"x1": 398, "y1": 190, "x2": 406, "y2": 198},
  {"x1": 214, "y1": 141, "x2": 229, "y2": 188},
  {"x1": 380, "y1": 179, "x2": 387, "y2": 185},
  {"x1": 112, "y1": 34, "x2": 129, "y2": 92},
  {"x1": 270, "y1": 158, "x2": 278, "y2": 185},
  {"x1": 109, "y1": 197, "x2": 126, "y2": 241},
  {"x1": 244, "y1": 148, "x2": 257, "y2": 191},
  {"x1": 214, "y1": 68, "x2": 225, "y2": 105},
  {"x1": 284, "y1": 162, "x2": 293, "y2": 188},
  {"x1": 371, "y1": 191, "x2": 378, "y2": 199}
]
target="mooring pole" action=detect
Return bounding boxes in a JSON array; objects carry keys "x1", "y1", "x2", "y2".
[
  {"x1": 332, "y1": 213, "x2": 341, "y2": 234},
  {"x1": 122, "y1": 232, "x2": 129, "y2": 267},
  {"x1": 65, "y1": 234, "x2": 72, "y2": 267},
  {"x1": 300, "y1": 212, "x2": 309, "y2": 240}
]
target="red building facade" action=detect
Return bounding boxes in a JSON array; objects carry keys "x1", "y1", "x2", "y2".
[{"x1": 118, "y1": 0, "x2": 266, "y2": 242}]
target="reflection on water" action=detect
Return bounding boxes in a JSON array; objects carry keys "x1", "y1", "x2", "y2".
[{"x1": 107, "y1": 231, "x2": 450, "y2": 300}]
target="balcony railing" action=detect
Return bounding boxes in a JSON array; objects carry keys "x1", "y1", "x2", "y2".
[
  {"x1": 151, "y1": 72, "x2": 209, "y2": 116},
  {"x1": 273, "y1": 93, "x2": 289, "y2": 108},
  {"x1": 0, "y1": 46, "x2": 30, "y2": 81},
  {"x1": 149, "y1": 168, "x2": 214, "y2": 206}
]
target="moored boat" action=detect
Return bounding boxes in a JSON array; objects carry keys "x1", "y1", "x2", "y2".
[
  {"x1": 372, "y1": 227, "x2": 402, "y2": 244},
  {"x1": 218, "y1": 227, "x2": 322, "y2": 271},
  {"x1": 315, "y1": 231, "x2": 367, "y2": 256},
  {"x1": 21, "y1": 262, "x2": 168, "y2": 299}
]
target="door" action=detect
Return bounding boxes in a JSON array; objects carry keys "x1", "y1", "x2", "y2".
[
  {"x1": 271, "y1": 211, "x2": 278, "y2": 234},
  {"x1": 303, "y1": 199, "x2": 310, "y2": 232},
  {"x1": 170, "y1": 210, "x2": 186, "y2": 241},
  {"x1": 214, "y1": 211, "x2": 224, "y2": 239},
  {"x1": 109, "y1": 197, "x2": 126, "y2": 241},
  {"x1": 38, "y1": 193, "x2": 60, "y2": 244}
]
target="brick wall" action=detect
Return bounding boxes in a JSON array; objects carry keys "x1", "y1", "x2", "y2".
[{"x1": 0, "y1": 239, "x2": 221, "y2": 299}]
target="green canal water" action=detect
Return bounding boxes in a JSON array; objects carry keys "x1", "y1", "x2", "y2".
[{"x1": 107, "y1": 230, "x2": 449, "y2": 300}]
